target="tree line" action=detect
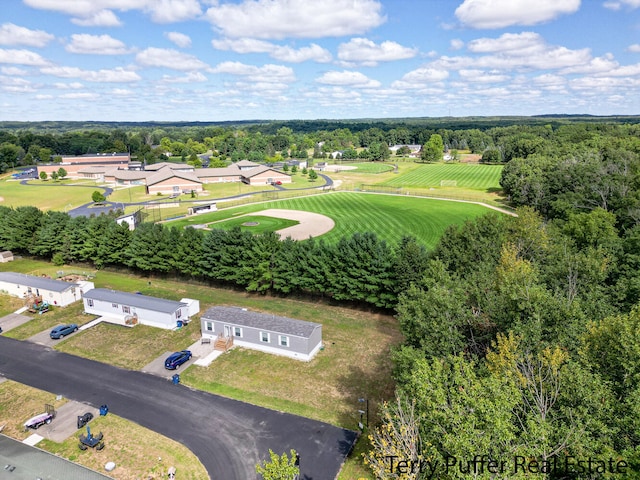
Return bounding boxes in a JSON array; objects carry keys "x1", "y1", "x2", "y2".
[
  {"x1": 0, "y1": 206, "x2": 434, "y2": 310},
  {"x1": 2, "y1": 119, "x2": 639, "y2": 174}
]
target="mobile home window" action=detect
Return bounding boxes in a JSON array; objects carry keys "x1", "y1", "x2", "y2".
[
  {"x1": 205, "y1": 322, "x2": 213, "y2": 332},
  {"x1": 112, "y1": 303, "x2": 118, "y2": 308},
  {"x1": 260, "y1": 332, "x2": 270, "y2": 343},
  {"x1": 176, "y1": 309, "x2": 182, "y2": 318},
  {"x1": 87, "y1": 299, "x2": 94, "y2": 307},
  {"x1": 279, "y1": 335, "x2": 289, "y2": 347},
  {"x1": 122, "y1": 306, "x2": 131, "y2": 314},
  {"x1": 233, "y1": 327, "x2": 242, "y2": 337}
]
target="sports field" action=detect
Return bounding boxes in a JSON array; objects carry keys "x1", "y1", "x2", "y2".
[
  {"x1": 169, "y1": 192, "x2": 493, "y2": 249},
  {"x1": 382, "y1": 163, "x2": 503, "y2": 190}
]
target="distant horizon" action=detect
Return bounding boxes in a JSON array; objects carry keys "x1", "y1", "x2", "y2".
[
  {"x1": 2, "y1": 113, "x2": 640, "y2": 127},
  {"x1": 1, "y1": 1, "x2": 640, "y2": 121}
]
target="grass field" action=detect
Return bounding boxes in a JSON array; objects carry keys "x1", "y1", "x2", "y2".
[
  {"x1": 0, "y1": 178, "x2": 101, "y2": 211},
  {"x1": 382, "y1": 162, "x2": 503, "y2": 190},
  {"x1": 168, "y1": 191, "x2": 492, "y2": 249},
  {"x1": 0, "y1": 258, "x2": 400, "y2": 479},
  {"x1": 0, "y1": 381, "x2": 208, "y2": 480},
  {"x1": 207, "y1": 214, "x2": 299, "y2": 233},
  {"x1": 337, "y1": 162, "x2": 395, "y2": 173}
]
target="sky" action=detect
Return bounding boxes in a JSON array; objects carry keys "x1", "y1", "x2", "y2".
[{"x1": 0, "y1": 0, "x2": 639, "y2": 122}]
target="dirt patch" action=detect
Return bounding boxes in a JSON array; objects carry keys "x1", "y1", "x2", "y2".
[
  {"x1": 0, "y1": 196, "x2": 4, "y2": 202},
  {"x1": 255, "y1": 209, "x2": 335, "y2": 240}
]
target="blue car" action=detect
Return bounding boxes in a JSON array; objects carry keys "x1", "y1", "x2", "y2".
[
  {"x1": 164, "y1": 350, "x2": 192, "y2": 370},
  {"x1": 50, "y1": 324, "x2": 78, "y2": 339}
]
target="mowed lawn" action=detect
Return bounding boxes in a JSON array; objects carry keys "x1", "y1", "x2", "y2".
[
  {"x1": 168, "y1": 191, "x2": 492, "y2": 249},
  {"x1": 382, "y1": 162, "x2": 503, "y2": 190},
  {"x1": 208, "y1": 214, "x2": 299, "y2": 233},
  {"x1": 0, "y1": 178, "x2": 102, "y2": 211}
]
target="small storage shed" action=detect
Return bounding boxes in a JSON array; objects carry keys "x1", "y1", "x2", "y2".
[
  {"x1": 0, "y1": 272, "x2": 84, "y2": 306},
  {"x1": 200, "y1": 306, "x2": 322, "y2": 361},
  {"x1": 0, "y1": 251, "x2": 13, "y2": 263},
  {"x1": 82, "y1": 289, "x2": 198, "y2": 330}
]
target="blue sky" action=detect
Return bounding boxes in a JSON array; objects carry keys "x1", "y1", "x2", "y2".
[{"x1": 0, "y1": 0, "x2": 639, "y2": 121}]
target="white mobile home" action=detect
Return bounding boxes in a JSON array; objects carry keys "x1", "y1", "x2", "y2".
[
  {"x1": 0, "y1": 272, "x2": 90, "y2": 307},
  {"x1": 200, "y1": 306, "x2": 322, "y2": 361},
  {"x1": 82, "y1": 288, "x2": 198, "y2": 330}
]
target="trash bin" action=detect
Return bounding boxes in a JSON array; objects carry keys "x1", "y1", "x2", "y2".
[
  {"x1": 99, "y1": 404, "x2": 109, "y2": 416},
  {"x1": 172, "y1": 374, "x2": 180, "y2": 385},
  {"x1": 176, "y1": 320, "x2": 183, "y2": 328}
]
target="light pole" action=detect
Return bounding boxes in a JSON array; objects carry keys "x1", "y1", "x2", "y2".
[{"x1": 358, "y1": 397, "x2": 368, "y2": 430}]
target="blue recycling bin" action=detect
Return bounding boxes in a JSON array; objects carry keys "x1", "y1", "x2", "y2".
[
  {"x1": 172, "y1": 374, "x2": 180, "y2": 385},
  {"x1": 99, "y1": 404, "x2": 109, "y2": 416},
  {"x1": 176, "y1": 320, "x2": 183, "y2": 328}
]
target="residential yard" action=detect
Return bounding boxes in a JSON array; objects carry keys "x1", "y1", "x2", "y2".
[
  {"x1": 0, "y1": 381, "x2": 208, "y2": 480},
  {"x1": 0, "y1": 258, "x2": 400, "y2": 479}
]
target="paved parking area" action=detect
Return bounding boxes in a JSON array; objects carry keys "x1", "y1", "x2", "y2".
[
  {"x1": 25, "y1": 401, "x2": 99, "y2": 443},
  {"x1": 142, "y1": 340, "x2": 217, "y2": 379},
  {"x1": 27, "y1": 325, "x2": 81, "y2": 347},
  {"x1": 0, "y1": 313, "x2": 31, "y2": 333}
]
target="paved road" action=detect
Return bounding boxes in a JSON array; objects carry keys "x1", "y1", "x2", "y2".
[{"x1": 0, "y1": 336, "x2": 357, "y2": 480}]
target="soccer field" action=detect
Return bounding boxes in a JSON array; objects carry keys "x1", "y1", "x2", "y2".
[{"x1": 381, "y1": 163, "x2": 503, "y2": 190}]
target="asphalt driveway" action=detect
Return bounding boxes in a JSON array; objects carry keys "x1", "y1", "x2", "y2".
[{"x1": 0, "y1": 336, "x2": 357, "y2": 480}]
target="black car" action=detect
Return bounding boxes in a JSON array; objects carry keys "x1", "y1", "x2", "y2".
[{"x1": 164, "y1": 350, "x2": 192, "y2": 370}]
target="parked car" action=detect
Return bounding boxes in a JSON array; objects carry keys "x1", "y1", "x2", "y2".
[
  {"x1": 164, "y1": 350, "x2": 192, "y2": 370},
  {"x1": 50, "y1": 323, "x2": 78, "y2": 339},
  {"x1": 274, "y1": 180, "x2": 282, "y2": 185}
]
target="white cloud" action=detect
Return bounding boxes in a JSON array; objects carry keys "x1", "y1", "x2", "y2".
[
  {"x1": 205, "y1": 0, "x2": 386, "y2": 39},
  {"x1": 467, "y1": 32, "x2": 544, "y2": 54},
  {"x1": 35, "y1": 94, "x2": 53, "y2": 99},
  {"x1": 59, "y1": 92, "x2": 100, "y2": 99},
  {"x1": 603, "y1": 0, "x2": 640, "y2": 10},
  {"x1": 628, "y1": 44, "x2": 640, "y2": 52},
  {"x1": 337, "y1": 38, "x2": 417, "y2": 66},
  {"x1": 0, "y1": 66, "x2": 28, "y2": 75},
  {"x1": 161, "y1": 71, "x2": 208, "y2": 83},
  {"x1": 458, "y1": 69, "x2": 510, "y2": 83},
  {"x1": 391, "y1": 67, "x2": 449, "y2": 89},
  {"x1": 0, "y1": 75, "x2": 35, "y2": 93},
  {"x1": 437, "y1": 32, "x2": 593, "y2": 72},
  {"x1": 0, "y1": 48, "x2": 50, "y2": 66},
  {"x1": 0, "y1": 23, "x2": 54, "y2": 47},
  {"x1": 271, "y1": 44, "x2": 332, "y2": 63},
  {"x1": 41, "y1": 65, "x2": 141, "y2": 82},
  {"x1": 54, "y1": 82, "x2": 85, "y2": 89},
  {"x1": 111, "y1": 88, "x2": 135, "y2": 96},
  {"x1": 455, "y1": 0, "x2": 580, "y2": 29},
  {"x1": 71, "y1": 10, "x2": 122, "y2": 27},
  {"x1": 212, "y1": 38, "x2": 332, "y2": 63},
  {"x1": 148, "y1": 0, "x2": 202, "y2": 23},
  {"x1": 136, "y1": 48, "x2": 210, "y2": 71},
  {"x1": 211, "y1": 61, "x2": 296, "y2": 82},
  {"x1": 316, "y1": 70, "x2": 381, "y2": 88},
  {"x1": 559, "y1": 54, "x2": 618, "y2": 74},
  {"x1": 23, "y1": 0, "x2": 201, "y2": 25},
  {"x1": 66, "y1": 34, "x2": 132, "y2": 55},
  {"x1": 165, "y1": 32, "x2": 192, "y2": 48},
  {"x1": 450, "y1": 39, "x2": 464, "y2": 50}
]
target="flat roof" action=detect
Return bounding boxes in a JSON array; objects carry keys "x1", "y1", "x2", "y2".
[
  {"x1": 201, "y1": 306, "x2": 321, "y2": 338},
  {"x1": 0, "y1": 434, "x2": 114, "y2": 480},
  {"x1": 83, "y1": 288, "x2": 185, "y2": 314},
  {"x1": 0, "y1": 272, "x2": 78, "y2": 292}
]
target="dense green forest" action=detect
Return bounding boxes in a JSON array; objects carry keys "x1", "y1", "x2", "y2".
[
  {"x1": 2, "y1": 117, "x2": 640, "y2": 478},
  {"x1": 1, "y1": 116, "x2": 640, "y2": 173}
]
